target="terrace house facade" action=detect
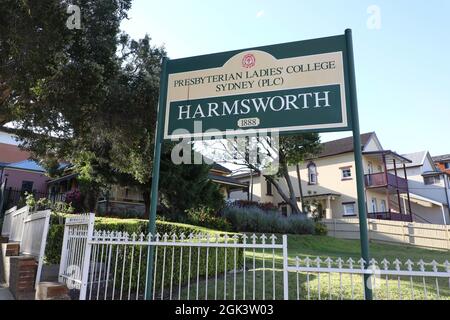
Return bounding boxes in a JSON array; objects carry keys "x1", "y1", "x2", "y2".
[{"x1": 231, "y1": 132, "x2": 415, "y2": 222}]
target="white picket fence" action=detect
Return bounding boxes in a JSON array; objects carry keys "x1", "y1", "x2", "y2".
[
  {"x1": 59, "y1": 214, "x2": 450, "y2": 300},
  {"x1": 287, "y1": 256, "x2": 450, "y2": 300},
  {"x1": 8, "y1": 205, "x2": 30, "y2": 242},
  {"x1": 1, "y1": 206, "x2": 17, "y2": 237},
  {"x1": 0, "y1": 205, "x2": 52, "y2": 288}
]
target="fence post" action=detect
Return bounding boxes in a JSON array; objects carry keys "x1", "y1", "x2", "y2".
[
  {"x1": 79, "y1": 213, "x2": 95, "y2": 300},
  {"x1": 333, "y1": 219, "x2": 337, "y2": 237},
  {"x1": 34, "y1": 210, "x2": 51, "y2": 289},
  {"x1": 58, "y1": 218, "x2": 71, "y2": 283},
  {"x1": 446, "y1": 225, "x2": 450, "y2": 251},
  {"x1": 282, "y1": 234, "x2": 289, "y2": 300}
]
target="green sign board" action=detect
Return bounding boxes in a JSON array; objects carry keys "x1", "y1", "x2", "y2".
[
  {"x1": 162, "y1": 34, "x2": 353, "y2": 139},
  {"x1": 147, "y1": 30, "x2": 372, "y2": 300}
]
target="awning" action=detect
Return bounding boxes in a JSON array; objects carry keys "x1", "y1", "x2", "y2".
[
  {"x1": 208, "y1": 173, "x2": 248, "y2": 189},
  {"x1": 297, "y1": 193, "x2": 341, "y2": 201},
  {"x1": 47, "y1": 173, "x2": 79, "y2": 185},
  {"x1": 404, "y1": 193, "x2": 445, "y2": 208},
  {"x1": 363, "y1": 150, "x2": 412, "y2": 165}
]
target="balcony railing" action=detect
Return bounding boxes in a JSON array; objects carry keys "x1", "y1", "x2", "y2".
[
  {"x1": 364, "y1": 172, "x2": 408, "y2": 190},
  {"x1": 367, "y1": 211, "x2": 413, "y2": 222}
]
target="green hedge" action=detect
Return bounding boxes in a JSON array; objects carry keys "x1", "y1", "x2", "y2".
[
  {"x1": 221, "y1": 204, "x2": 319, "y2": 235},
  {"x1": 45, "y1": 215, "x2": 243, "y2": 266},
  {"x1": 108, "y1": 236, "x2": 243, "y2": 297}
]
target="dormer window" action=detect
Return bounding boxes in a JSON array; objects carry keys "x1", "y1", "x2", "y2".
[{"x1": 307, "y1": 162, "x2": 318, "y2": 185}]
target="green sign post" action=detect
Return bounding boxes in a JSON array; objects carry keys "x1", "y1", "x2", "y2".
[{"x1": 146, "y1": 29, "x2": 372, "y2": 300}]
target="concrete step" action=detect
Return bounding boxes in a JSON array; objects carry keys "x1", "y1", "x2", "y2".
[{"x1": 36, "y1": 282, "x2": 70, "y2": 300}]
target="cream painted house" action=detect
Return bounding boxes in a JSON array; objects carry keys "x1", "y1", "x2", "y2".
[{"x1": 230, "y1": 132, "x2": 416, "y2": 221}]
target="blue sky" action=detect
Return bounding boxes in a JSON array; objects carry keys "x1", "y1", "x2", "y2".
[{"x1": 121, "y1": 0, "x2": 450, "y2": 156}]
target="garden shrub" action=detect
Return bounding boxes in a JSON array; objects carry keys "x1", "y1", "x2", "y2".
[
  {"x1": 232, "y1": 200, "x2": 278, "y2": 212},
  {"x1": 221, "y1": 204, "x2": 316, "y2": 235},
  {"x1": 314, "y1": 221, "x2": 328, "y2": 236},
  {"x1": 185, "y1": 206, "x2": 232, "y2": 231},
  {"x1": 45, "y1": 215, "x2": 242, "y2": 264}
]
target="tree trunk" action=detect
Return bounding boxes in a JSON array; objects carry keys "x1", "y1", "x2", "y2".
[
  {"x1": 280, "y1": 163, "x2": 302, "y2": 215},
  {"x1": 296, "y1": 164, "x2": 305, "y2": 213},
  {"x1": 264, "y1": 174, "x2": 302, "y2": 215}
]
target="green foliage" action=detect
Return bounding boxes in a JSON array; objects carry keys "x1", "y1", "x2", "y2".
[
  {"x1": 24, "y1": 192, "x2": 36, "y2": 208},
  {"x1": 232, "y1": 200, "x2": 278, "y2": 212},
  {"x1": 1, "y1": 1, "x2": 229, "y2": 219},
  {"x1": 113, "y1": 235, "x2": 243, "y2": 295},
  {"x1": 221, "y1": 204, "x2": 316, "y2": 235},
  {"x1": 24, "y1": 193, "x2": 74, "y2": 214},
  {"x1": 314, "y1": 222, "x2": 328, "y2": 236},
  {"x1": 159, "y1": 151, "x2": 225, "y2": 214},
  {"x1": 185, "y1": 206, "x2": 232, "y2": 231},
  {"x1": 44, "y1": 216, "x2": 241, "y2": 264},
  {"x1": 44, "y1": 224, "x2": 65, "y2": 265}
]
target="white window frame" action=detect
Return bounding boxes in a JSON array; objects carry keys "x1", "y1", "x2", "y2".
[
  {"x1": 308, "y1": 163, "x2": 318, "y2": 185},
  {"x1": 343, "y1": 202, "x2": 356, "y2": 216},
  {"x1": 341, "y1": 167, "x2": 352, "y2": 180}
]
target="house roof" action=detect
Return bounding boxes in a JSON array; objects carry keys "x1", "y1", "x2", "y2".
[
  {"x1": 433, "y1": 154, "x2": 450, "y2": 162},
  {"x1": 231, "y1": 171, "x2": 261, "y2": 179},
  {"x1": 0, "y1": 142, "x2": 31, "y2": 163},
  {"x1": 399, "y1": 151, "x2": 427, "y2": 167},
  {"x1": 208, "y1": 173, "x2": 248, "y2": 189},
  {"x1": 211, "y1": 162, "x2": 231, "y2": 174},
  {"x1": 312, "y1": 132, "x2": 374, "y2": 159},
  {"x1": 363, "y1": 150, "x2": 412, "y2": 165},
  {"x1": 2, "y1": 159, "x2": 45, "y2": 173}
]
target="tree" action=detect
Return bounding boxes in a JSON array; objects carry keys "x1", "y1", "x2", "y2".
[{"x1": 0, "y1": 0, "x2": 224, "y2": 217}]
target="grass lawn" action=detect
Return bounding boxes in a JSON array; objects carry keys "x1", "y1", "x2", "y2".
[{"x1": 172, "y1": 235, "x2": 450, "y2": 301}]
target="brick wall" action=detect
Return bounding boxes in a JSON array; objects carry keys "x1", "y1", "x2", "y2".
[{"x1": 8, "y1": 256, "x2": 37, "y2": 300}]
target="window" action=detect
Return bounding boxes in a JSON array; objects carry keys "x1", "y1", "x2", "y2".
[
  {"x1": 424, "y1": 176, "x2": 441, "y2": 185},
  {"x1": 445, "y1": 162, "x2": 450, "y2": 170},
  {"x1": 343, "y1": 202, "x2": 355, "y2": 216},
  {"x1": 341, "y1": 167, "x2": 352, "y2": 180},
  {"x1": 371, "y1": 198, "x2": 378, "y2": 213},
  {"x1": 266, "y1": 179, "x2": 273, "y2": 196},
  {"x1": 380, "y1": 200, "x2": 387, "y2": 213},
  {"x1": 280, "y1": 205, "x2": 288, "y2": 217},
  {"x1": 21, "y1": 181, "x2": 33, "y2": 193},
  {"x1": 367, "y1": 162, "x2": 373, "y2": 174},
  {"x1": 307, "y1": 162, "x2": 318, "y2": 185}
]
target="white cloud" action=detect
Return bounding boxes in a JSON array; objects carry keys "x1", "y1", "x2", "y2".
[{"x1": 256, "y1": 10, "x2": 265, "y2": 18}]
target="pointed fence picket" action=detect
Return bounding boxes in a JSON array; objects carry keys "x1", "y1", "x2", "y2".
[{"x1": 286, "y1": 256, "x2": 450, "y2": 300}]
